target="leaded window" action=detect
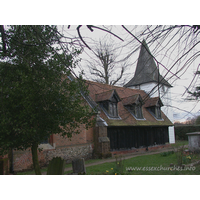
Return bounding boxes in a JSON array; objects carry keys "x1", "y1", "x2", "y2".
[
  {"x1": 148, "y1": 106, "x2": 162, "y2": 119},
  {"x1": 109, "y1": 102, "x2": 118, "y2": 118},
  {"x1": 126, "y1": 103, "x2": 144, "y2": 119},
  {"x1": 96, "y1": 89, "x2": 120, "y2": 119},
  {"x1": 101, "y1": 100, "x2": 119, "y2": 118}
]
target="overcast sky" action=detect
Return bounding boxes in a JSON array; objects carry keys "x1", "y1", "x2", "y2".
[
  {"x1": 3, "y1": 2, "x2": 200, "y2": 122},
  {"x1": 58, "y1": 25, "x2": 200, "y2": 121}
]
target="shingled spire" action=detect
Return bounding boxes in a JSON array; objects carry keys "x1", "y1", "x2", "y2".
[{"x1": 124, "y1": 40, "x2": 172, "y2": 88}]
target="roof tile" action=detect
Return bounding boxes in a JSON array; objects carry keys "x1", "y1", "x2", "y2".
[{"x1": 86, "y1": 80, "x2": 173, "y2": 126}]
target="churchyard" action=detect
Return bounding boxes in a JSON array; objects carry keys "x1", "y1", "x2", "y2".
[{"x1": 16, "y1": 140, "x2": 200, "y2": 175}]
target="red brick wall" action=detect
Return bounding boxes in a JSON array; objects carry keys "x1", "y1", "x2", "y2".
[
  {"x1": 13, "y1": 149, "x2": 47, "y2": 171},
  {"x1": 54, "y1": 126, "x2": 87, "y2": 148},
  {"x1": 12, "y1": 120, "x2": 96, "y2": 171},
  {"x1": 13, "y1": 143, "x2": 94, "y2": 172},
  {"x1": 53, "y1": 124, "x2": 95, "y2": 148},
  {"x1": 13, "y1": 124, "x2": 95, "y2": 171},
  {"x1": 86, "y1": 127, "x2": 94, "y2": 143}
]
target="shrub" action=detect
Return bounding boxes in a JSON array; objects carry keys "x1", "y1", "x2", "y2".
[
  {"x1": 175, "y1": 125, "x2": 200, "y2": 140},
  {"x1": 160, "y1": 151, "x2": 174, "y2": 157}
]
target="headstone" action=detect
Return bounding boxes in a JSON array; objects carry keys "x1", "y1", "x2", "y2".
[
  {"x1": 72, "y1": 158, "x2": 86, "y2": 174},
  {"x1": 186, "y1": 132, "x2": 200, "y2": 152},
  {"x1": 47, "y1": 157, "x2": 65, "y2": 175}
]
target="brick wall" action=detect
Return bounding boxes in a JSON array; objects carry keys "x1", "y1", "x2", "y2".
[
  {"x1": 54, "y1": 125, "x2": 88, "y2": 148},
  {"x1": 13, "y1": 148, "x2": 47, "y2": 171},
  {"x1": 100, "y1": 142, "x2": 110, "y2": 154},
  {"x1": 93, "y1": 125, "x2": 111, "y2": 157},
  {"x1": 13, "y1": 143, "x2": 93, "y2": 172},
  {"x1": 86, "y1": 127, "x2": 94, "y2": 143},
  {"x1": 12, "y1": 123, "x2": 95, "y2": 171},
  {"x1": 12, "y1": 125, "x2": 95, "y2": 172}
]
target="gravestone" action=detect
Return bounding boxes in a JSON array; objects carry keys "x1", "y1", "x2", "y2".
[
  {"x1": 186, "y1": 132, "x2": 200, "y2": 152},
  {"x1": 72, "y1": 158, "x2": 86, "y2": 174},
  {"x1": 47, "y1": 157, "x2": 65, "y2": 175}
]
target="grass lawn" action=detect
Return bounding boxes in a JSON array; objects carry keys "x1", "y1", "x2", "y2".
[
  {"x1": 84, "y1": 152, "x2": 200, "y2": 175},
  {"x1": 16, "y1": 158, "x2": 102, "y2": 175},
  {"x1": 17, "y1": 152, "x2": 200, "y2": 175},
  {"x1": 171, "y1": 140, "x2": 188, "y2": 147},
  {"x1": 17, "y1": 140, "x2": 200, "y2": 175}
]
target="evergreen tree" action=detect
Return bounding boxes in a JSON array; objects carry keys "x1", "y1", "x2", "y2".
[{"x1": 0, "y1": 25, "x2": 95, "y2": 175}]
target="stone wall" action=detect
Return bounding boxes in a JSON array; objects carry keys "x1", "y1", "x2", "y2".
[
  {"x1": 13, "y1": 143, "x2": 93, "y2": 172},
  {"x1": 44, "y1": 143, "x2": 93, "y2": 164},
  {"x1": 93, "y1": 124, "x2": 111, "y2": 158}
]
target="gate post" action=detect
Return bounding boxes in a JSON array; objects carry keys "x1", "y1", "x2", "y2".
[{"x1": 94, "y1": 112, "x2": 111, "y2": 158}]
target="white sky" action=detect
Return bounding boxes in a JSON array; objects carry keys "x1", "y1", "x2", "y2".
[
  {"x1": 2, "y1": 2, "x2": 200, "y2": 121},
  {"x1": 57, "y1": 25, "x2": 200, "y2": 121}
]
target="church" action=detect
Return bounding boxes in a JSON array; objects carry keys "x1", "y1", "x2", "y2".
[
  {"x1": 9, "y1": 40, "x2": 175, "y2": 172},
  {"x1": 124, "y1": 40, "x2": 175, "y2": 144}
]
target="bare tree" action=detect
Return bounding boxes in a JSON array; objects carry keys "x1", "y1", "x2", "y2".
[
  {"x1": 122, "y1": 25, "x2": 200, "y2": 94},
  {"x1": 84, "y1": 38, "x2": 130, "y2": 86},
  {"x1": 120, "y1": 25, "x2": 200, "y2": 111}
]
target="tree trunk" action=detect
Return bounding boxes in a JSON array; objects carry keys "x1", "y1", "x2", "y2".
[{"x1": 31, "y1": 142, "x2": 41, "y2": 175}]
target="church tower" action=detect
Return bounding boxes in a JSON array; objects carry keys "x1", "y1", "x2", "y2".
[{"x1": 124, "y1": 40, "x2": 175, "y2": 143}]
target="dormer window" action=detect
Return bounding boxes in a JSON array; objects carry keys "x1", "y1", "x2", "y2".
[
  {"x1": 145, "y1": 97, "x2": 163, "y2": 120},
  {"x1": 102, "y1": 101, "x2": 118, "y2": 118},
  {"x1": 122, "y1": 94, "x2": 144, "y2": 120},
  {"x1": 148, "y1": 106, "x2": 162, "y2": 119},
  {"x1": 95, "y1": 90, "x2": 121, "y2": 119},
  {"x1": 126, "y1": 104, "x2": 144, "y2": 119}
]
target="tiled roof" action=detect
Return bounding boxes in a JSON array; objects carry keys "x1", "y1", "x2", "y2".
[
  {"x1": 86, "y1": 80, "x2": 173, "y2": 126},
  {"x1": 144, "y1": 97, "x2": 164, "y2": 108},
  {"x1": 95, "y1": 89, "x2": 121, "y2": 102},
  {"x1": 122, "y1": 94, "x2": 141, "y2": 106}
]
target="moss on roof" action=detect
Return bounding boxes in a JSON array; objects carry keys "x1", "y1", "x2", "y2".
[
  {"x1": 105, "y1": 117, "x2": 173, "y2": 127},
  {"x1": 86, "y1": 80, "x2": 173, "y2": 127}
]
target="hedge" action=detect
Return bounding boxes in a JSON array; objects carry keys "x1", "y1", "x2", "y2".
[{"x1": 175, "y1": 125, "x2": 200, "y2": 140}]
